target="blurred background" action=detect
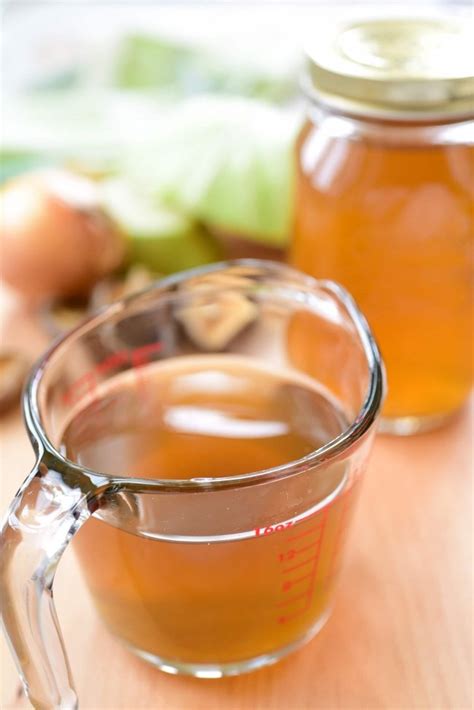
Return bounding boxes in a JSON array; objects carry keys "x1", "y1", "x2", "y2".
[
  {"x1": 0, "y1": 0, "x2": 472, "y2": 402},
  {"x1": 1, "y1": 4, "x2": 471, "y2": 261},
  {"x1": 2, "y1": 2, "x2": 472, "y2": 297}
]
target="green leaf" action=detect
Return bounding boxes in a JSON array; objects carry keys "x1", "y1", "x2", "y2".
[
  {"x1": 3, "y1": 91, "x2": 298, "y2": 245},
  {"x1": 101, "y1": 178, "x2": 221, "y2": 273},
  {"x1": 113, "y1": 35, "x2": 197, "y2": 91},
  {"x1": 121, "y1": 96, "x2": 298, "y2": 245},
  {"x1": 0, "y1": 151, "x2": 51, "y2": 184},
  {"x1": 111, "y1": 33, "x2": 298, "y2": 102}
]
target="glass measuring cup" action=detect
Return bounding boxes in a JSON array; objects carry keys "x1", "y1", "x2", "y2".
[{"x1": 0, "y1": 260, "x2": 384, "y2": 709}]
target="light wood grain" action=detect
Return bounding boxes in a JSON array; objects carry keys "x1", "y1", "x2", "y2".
[{"x1": 1, "y1": 291, "x2": 472, "y2": 710}]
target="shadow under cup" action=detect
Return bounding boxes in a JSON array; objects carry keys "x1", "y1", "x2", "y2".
[{"x1": 1, "y1": 261, "x2": 384, "y2": 709}]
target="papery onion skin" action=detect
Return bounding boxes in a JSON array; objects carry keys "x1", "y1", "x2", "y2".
[{"x1": 0, "y1": 170, "x2": 127, "y2": 300}]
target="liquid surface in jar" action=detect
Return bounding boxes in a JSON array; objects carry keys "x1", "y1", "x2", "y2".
[
  {"x1": 292, "y1": 121, "x2": 473, "y2": 421},
  {"x1": 63, "y1": 355, "x2": 355, "y2": 666}
]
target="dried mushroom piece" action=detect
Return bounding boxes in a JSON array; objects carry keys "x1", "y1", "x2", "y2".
[
  {"x1": 179, "y1": 266, "x2": 258, "y2": 293},
  {"x1": 176, "y1": 290, "x2": 258, "y2": 351},
  {"x1": 40, "y1": 296, "x2": 89, "y2": 338},
  {"x1": 91, "y1": 266, "x2": 157, "y2": 308},
  {"x1": 41, "y1": 266, "x2": 157, "y2": 339},
  {"x1": 0, "y1": 352, "x2": 29, "y2": 415}
]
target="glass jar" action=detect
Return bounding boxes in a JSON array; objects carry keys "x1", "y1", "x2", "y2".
[{"x1": 291, "y1": 18, "x2": 474, "y2": 434}]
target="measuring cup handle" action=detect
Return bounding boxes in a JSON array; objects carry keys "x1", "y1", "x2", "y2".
[{"x1": 0, "y1": 457, "x2": 106, "y2": 709}]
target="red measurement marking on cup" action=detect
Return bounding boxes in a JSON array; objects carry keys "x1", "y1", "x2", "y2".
[
  {"x1": 287, "y1": 524, "x2": 324, "y2": 541},
  {"x1": 276, "y1": 507, "x2": 329, "y2": 624},
  {"x1": 254, "y1": 521, "x2": 294, "y2": 537},
  {"x1": 62, "y1": 342, "x2": 163, "y2": 407}
]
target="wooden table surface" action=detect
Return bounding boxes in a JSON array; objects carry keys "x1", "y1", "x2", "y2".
[{"x1": 0, "y1": 290, "x2": 472, "y2": 710}]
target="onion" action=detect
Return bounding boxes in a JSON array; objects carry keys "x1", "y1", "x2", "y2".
[{"x1": 0, "y1": 169, "x2": 126, "y2": 300}]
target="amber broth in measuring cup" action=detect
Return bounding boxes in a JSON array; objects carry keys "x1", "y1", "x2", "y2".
[{"x1": 62, "y1": 354, "x2": 355, "y2": 667}]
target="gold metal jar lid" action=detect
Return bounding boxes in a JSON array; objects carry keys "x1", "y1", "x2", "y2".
[{"x1": 305, "y1": 18, "x2": 474, "y2": 119}]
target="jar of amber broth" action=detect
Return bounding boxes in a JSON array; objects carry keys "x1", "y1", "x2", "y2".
[{"x1": 292, "y1": 18, "x2": 473, "y2": 434}]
